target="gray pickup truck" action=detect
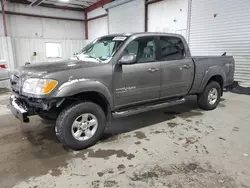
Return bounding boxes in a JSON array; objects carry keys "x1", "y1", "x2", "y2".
[{"x1": 9, "y1": 32, "x2": 234, "y2": 150}]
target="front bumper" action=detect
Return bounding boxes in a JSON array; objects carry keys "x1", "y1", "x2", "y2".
[
  {"x1": 10, "y1": 94, "x2": 62, "y2": 123},
  {"x1": 10, "y1": 95, "x2": 30, "y2": 122}
]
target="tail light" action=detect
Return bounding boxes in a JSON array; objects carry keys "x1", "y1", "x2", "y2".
[{"x1": 0, "y1": 64, "x2": 7, "y2": 68}]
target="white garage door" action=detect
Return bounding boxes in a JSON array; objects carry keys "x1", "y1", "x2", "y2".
[
  {"x1": 108, "y1": 0, "x2": 145, "y2": 34},
  {"x1": 148, "y1": 0, "x2": 189, "y2": 39},
  {"x1": 189, "y1": 0, "x2": 250, "y2": 82},
  {"x1": 88, "y1": 17, "x2": 108, "y2": 40}
]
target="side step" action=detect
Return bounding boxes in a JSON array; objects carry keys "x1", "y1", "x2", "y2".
[{"x1": 112, "y1": 98, "x2": 185, "y2": 118}]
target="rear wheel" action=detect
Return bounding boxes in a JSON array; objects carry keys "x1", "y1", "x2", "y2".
[
  {"x1": 198, "y1": 81, "x2": 221, "y2": 110},
  {"x1": 55, "y1": 101, "x2": 106, "y2": 150}
]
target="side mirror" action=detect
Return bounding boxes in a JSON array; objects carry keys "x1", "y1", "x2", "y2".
[{"x1": 119, "y1": 53, "x2": 136, "y2": 65}]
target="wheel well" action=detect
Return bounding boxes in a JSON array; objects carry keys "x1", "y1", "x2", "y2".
[
  {"x1": 208, "y1": 75, "x2": 224, "y2": 95},
  {"x1": 208, "y1": 75, "x2": 223, "y2": 88},
  {"x1": 61, "y1": 91, "x2": 110, "y2": 117}
]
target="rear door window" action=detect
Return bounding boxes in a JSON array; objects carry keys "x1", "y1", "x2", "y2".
[{"x1": 158, "y1": 36, "x2": 186, "y2": 61}]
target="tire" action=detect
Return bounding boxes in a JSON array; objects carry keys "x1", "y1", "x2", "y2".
[
  {"x1": 37, "y1": 112, "x2": 57, "y2": 121},
  {"x1": 55, "y1": 101, "x2": 106, "y2": 150},
  {"x1": 198, "y1": 81, "x2": 221, "y2": 110}
]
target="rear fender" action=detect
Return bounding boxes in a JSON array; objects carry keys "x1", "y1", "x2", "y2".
[
  {"x1": 55, "y1": 79, "x2": 113, "y2": 109},
  {"x1": 198, "y1": 66, "x2": 226, "y2": 93}
]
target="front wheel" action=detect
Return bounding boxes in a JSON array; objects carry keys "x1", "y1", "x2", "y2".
[
  {"x1": 198, "y1": 81, "x2": 221, "y2": 110},
  {"x1": 55, "y1": 101, "x2": 106, "y2": 150}
]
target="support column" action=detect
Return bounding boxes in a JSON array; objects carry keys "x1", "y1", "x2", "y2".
[
  {"x1": 84, "y1": 11, "x2": 88, "y2": 39},
  {"x1": 1, "y1": 0, "x2": 8, "y2": 36}
]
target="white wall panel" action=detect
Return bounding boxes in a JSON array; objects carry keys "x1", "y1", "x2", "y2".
[
  {"x1": 0, "y1": 2, "x2": 85, "y2": 39},
  {"x1": 7, "y1": 15, "x2": 43, "y2": 38},
  {"x1": 0, "y1": 3, "x2": 87, "y2": 88},
  {"x1": 2, "y1": 15, "x2": 85, "y2": 39},
  {"x1": 189, "y1": 0, "x2": 250, "y2": 82},
  {"x1": 0, "y1": 37, "x2": 15, "y2": 69},
  {"x1": 108, "y1": 0, "x2": 145, "y2": 34},
  {"x1": 11, "y1": 38, "x2": 90, "y2": 67},
  {"x1": 65, "y1": 21, "x2": 85, "y2": 39},
  {"x1": 88, "y1": 17, "x2": 108, "y2": 39},
  {"x1": 87, "y1": 7, "x2": 107, "y2": 19},
  {"x1": 148, "y1": 0, "x2": 189, "y2": 39},
  {"x1": 0, "y1": 37, "x2": 7, "y2": 60},
  {"x1": 0, "y1": 14, "x2": 4, "y2": 36},
  {"x1": 87, "y1": 7, "x2": 108, "y2": 39},
  {"x1": 42, "y1": 19, "x2": 66, "y2": 39}
]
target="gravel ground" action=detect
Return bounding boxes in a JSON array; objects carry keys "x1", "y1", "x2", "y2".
[{"x1": 0, "y1": 92, "x2": 249, "y2": 188}]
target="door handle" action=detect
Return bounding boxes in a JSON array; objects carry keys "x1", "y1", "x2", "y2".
[
  {"x1": 183, "y1": 64, "x2": 191, "y2": 69},
  {"x1": 148, "y1": 68, "x2": 159, "y2": 73}
]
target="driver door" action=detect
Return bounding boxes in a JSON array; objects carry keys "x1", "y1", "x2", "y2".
[{"x1": 113, "y1": 37, "x2": 161, "y2": 109}]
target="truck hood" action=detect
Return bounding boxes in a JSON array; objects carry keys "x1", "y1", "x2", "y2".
[{"x1": 17, "y1": 59, "x2": 102, "y2": 78}]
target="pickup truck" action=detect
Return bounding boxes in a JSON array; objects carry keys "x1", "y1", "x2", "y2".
[{"x1": 9, "y1": 33, "x2": 235, "y2": 150}]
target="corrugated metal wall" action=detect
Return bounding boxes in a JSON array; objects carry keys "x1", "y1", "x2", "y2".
[
  {"x1": 189, "y1": 0, "x2": 250, "y2": 82},
  {"x1": 148, "y1": 0, "x2": 189, "y2": 40},
  {"x1": 0, "y1": 37, "x2": 14, "y2": 69},
  {"x1": 108, "y1": 0, "x2": 145, "y2": 34},
  {"x1": 0, "y1": 37, "x2": 15, "y2": 88},
  {"x1": 11, "y1": 38, "x2": 90, "y2": 67},
  {"x1": 0, "y1": 37, "x2": 5, "y2": 60}
]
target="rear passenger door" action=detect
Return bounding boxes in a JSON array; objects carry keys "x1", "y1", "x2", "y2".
[{"x1": 157, "y1": 36, "x2": 194, "y2": 98}]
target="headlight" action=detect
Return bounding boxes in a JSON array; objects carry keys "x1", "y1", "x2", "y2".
[{"x1": 22, "y1": 78, "x2": 58, "y2": 95}]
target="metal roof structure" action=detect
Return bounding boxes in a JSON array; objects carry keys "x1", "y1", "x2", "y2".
[{"x1": 7, "y1": 0, "x2": 101, "y2": 10}]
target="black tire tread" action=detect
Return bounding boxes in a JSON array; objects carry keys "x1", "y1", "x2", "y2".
[
  {"x1": 56, "y1": 101, "x2": 106, "y2": 150},
  {"x1": 198, "y1": 81, "x2": 221, "y2": 110}
]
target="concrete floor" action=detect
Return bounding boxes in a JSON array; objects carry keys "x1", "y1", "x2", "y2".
[{"x1": 0, "y1": 92, "x2": 250, "y2": 188}]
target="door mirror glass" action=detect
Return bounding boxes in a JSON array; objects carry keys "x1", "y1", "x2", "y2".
[{"x1": 119, "y1": 53, "x2": 137, "y2": 65}]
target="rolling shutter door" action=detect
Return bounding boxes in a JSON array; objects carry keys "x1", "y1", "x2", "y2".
[
  {"x1": 189, "y1": 0, "x2": 250, "y2": 82},
  {"x1": 107, "y1": 0, "x2": 145, "y2": 34},
  {"x1": 148, "y1": 0, "x2": 189, "y2": 40}
]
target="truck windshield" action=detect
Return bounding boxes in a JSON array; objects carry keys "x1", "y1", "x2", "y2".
[{"x1": 73, "y1": 36, "x2": 126, "y2": 63}]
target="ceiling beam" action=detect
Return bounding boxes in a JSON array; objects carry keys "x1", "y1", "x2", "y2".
[
  {"x1": 85, "y1": 0, "x2": 111, "y2": 12},
  {"x1": 30, "y1": 0, "x2": 45, "y2": 7},
  {"x1": 8, "y1": 0, "x2": 84, "y2": 11},
  {"x1": 0, "y1": 10, "x2": 85, "y2": 21}
]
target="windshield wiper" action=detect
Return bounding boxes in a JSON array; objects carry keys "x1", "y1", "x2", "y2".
[
  {"x1": 73, "y1": 55, "x2": 80, "y2": 60},
  {"x1": 86, "y1": 54, "x2": 102, "y2": 63}
]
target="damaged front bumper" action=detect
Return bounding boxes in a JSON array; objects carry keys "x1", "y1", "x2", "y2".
[
  {"x1": 10, "y1": 94, "x2": 62, "y2": 123},
  {"x1": 10, "y1": 95, "x2": 32, "y2": 122}
]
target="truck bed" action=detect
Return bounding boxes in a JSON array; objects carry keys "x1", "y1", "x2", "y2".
[{"x1": 189, "y1": 56, "x2": 235, "y2": 94}]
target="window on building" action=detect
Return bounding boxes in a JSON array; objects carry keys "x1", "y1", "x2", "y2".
[
  {"x1": 46, "y1": 42, "x2": 62, "y2": 58},
  {"x1": 159, "y1": 36, "x2": 185, "y2": 61}
]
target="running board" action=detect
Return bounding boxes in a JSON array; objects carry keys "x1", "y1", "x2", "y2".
[{"x1": 112, "y1": 98, "x2": 185, "y2": 118}]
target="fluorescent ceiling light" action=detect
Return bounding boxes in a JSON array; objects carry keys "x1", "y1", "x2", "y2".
[{"x1": 59, "y1": 0, "x2": 69, "y2": 2}]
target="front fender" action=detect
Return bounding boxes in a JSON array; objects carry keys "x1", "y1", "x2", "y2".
[
  {"x1": 198, "y1": 66, "x2": 226, "y2": 93},
  {"x1": 55, "y1": 79, "x2": 113, "y2": 109}
]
